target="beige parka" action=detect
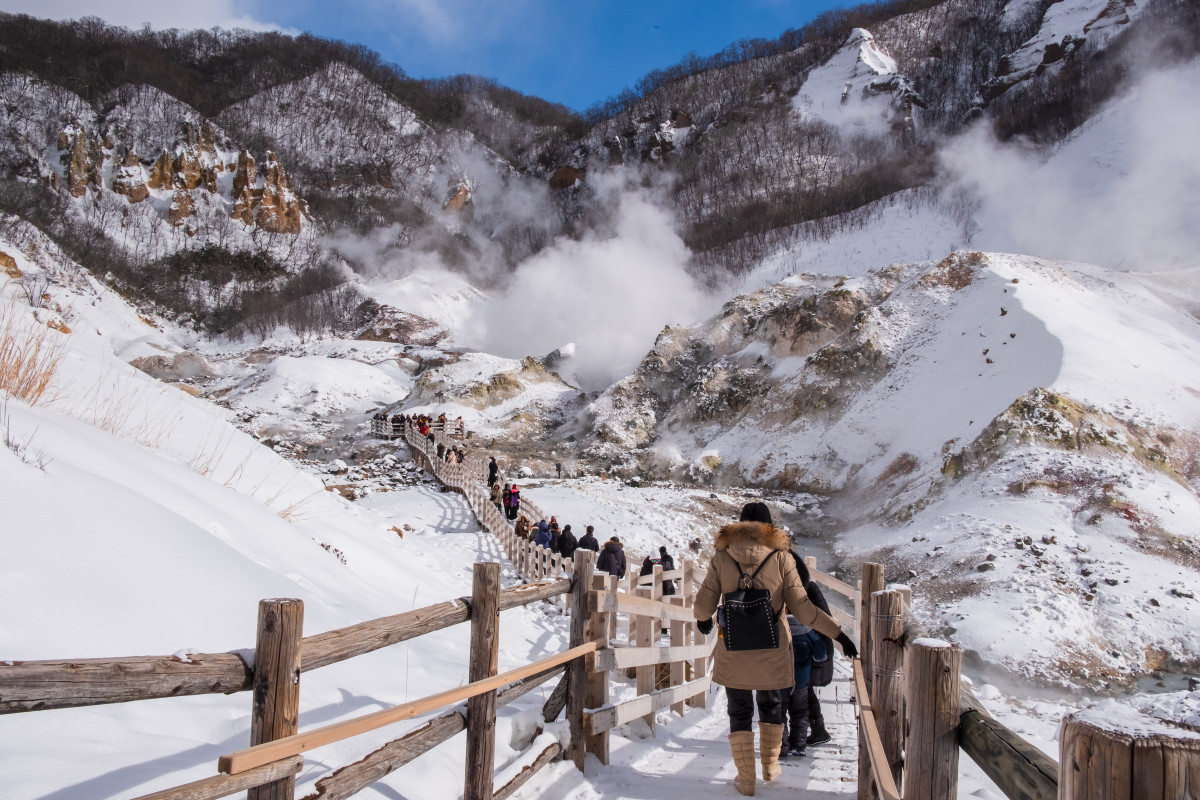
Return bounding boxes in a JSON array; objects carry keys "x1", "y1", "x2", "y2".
[{"x1": 694, "y1": 521, "x2": 843, "y2": 690}]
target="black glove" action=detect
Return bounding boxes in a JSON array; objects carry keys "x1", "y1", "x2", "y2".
[
  {"x1": 836, "y1": 631, "x2": 859, "y2": 659},
  {"x1": 697, "y1": 617, "x2": 714, "y2": 636}
]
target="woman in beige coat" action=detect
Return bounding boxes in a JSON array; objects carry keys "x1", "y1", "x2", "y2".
[{"x1": 694, "y1": 502, "x2": 858, "y2": 796}]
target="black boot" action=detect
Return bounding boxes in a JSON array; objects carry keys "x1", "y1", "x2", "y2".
[{"x1": 806, "y1": 717, "x2": 831, "y2": 746}]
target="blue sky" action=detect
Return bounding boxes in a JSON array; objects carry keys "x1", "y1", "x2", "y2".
[{"x1": 2, "y1": 0, "x2": 851, "y2": 111}]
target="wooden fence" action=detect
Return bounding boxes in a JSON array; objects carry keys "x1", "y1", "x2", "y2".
[{"x1": 850, "y1": 563, "x2": 1200, "y2": 800}]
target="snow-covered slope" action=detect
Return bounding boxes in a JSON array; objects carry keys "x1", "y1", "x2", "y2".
[{"x1": 580, "y1": 250, "x2": 1200, "y2": 683}]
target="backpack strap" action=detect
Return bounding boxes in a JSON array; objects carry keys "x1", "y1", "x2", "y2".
[{"x1": 734, "y1": 552, "x2": 776, "y2": 589}]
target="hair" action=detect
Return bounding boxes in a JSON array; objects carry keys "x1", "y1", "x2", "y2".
[
  {"x1": 739, "y1": 501, "x2": 773, "y2": 524},
  {"x1": 791, "y1": 551, "x2": 811, "y2": 585},
  {"x1": 586, "y1": 525, "x2": 594, "y2": 534},
  {"x1": 610, "y1": 536, "x2": 620, "y2": 543},
  {"x1": 659, "y1": 545, "x2": 668, "y2": 557},
  {"x1": 563, "y1": 524, "x2": 571, "y2": 533}
]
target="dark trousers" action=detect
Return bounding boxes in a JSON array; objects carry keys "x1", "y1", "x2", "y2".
[
  {"x1": 780, "y1": 684, "x2": 812, "y2": 747},
  {"x1": 726, "y1": 687, "x2": 783, "y2": 733},
  {"x1": 809, "y1": 685, "x2": 823, "y2": 724}
]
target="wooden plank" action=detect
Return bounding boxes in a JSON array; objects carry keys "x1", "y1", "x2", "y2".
[
  {"x1": 541, "y1": 672, "x2": 569, "y2": 723},
  {"x1": 497, "y1": 579, "x2": 571, "y2": 610},
  {"x1": 830, "y1": 605, "x2": 856, "y2": 632},
  {"x1": 584, "y1": 676, "x2": 712, "y2": 736},
  {"x1": 958, "y1": 710, "x2": 1058, "y2": 800},
  {"x1": 636, "y1": 569, "x2": 684, "y2": 585},
  {"x1": 300, "y1": 712, "x2": 465, "y2": 800},
  {"x1": 812, "y1": 568, "x2": 857, "y2": 600},
  {"x1": 566, "y1": 551, "x2": 596, "y2": 770},
  {"x1": 592, "y1": 590, "x2": 698, "y2": 622},
  {"x1": 248, "y1": 599, "x2": 303, "y2": 800},
  {"x1": 218, "y1": 642, "x2": 597, "y2": 775},
  {"x1": 593, "y1": 639, "x2": 716, "y2": 673},
  {"x1": 301, "y1": 600, "x2": 470, "y2": 673},
  {"x1": 851, "y1": 661, "x2": 903, "y2": 800},
  {"x1": 131, "y1": 756, "x2": 304, "y2": 800},
  {"x1": 464, "y1": 564, "x2": 501, "y2": 800},
  {"x1": 0, "y1": 653, "x2": 252, "y2": 714},
  {"x1": 492, "y1": 742, "x2": 562, "y2": 800}
]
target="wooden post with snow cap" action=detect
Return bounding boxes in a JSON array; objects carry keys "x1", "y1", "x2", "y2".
[
  {"x1": 903, "y1": 639, "x2": 962, "y2": 800},
  {"x1": 858, "y1": 562, "x2": 886, "y2": 800},
  {"x1": 871, "y1": 589, "x2": 906, "y2": 792},
  {"x1": 247, "y1": 598, "x2": 304, "y2": 800},
  {"x1": 1059, "y1": 704, "x2": 1200, "y2": 800}
]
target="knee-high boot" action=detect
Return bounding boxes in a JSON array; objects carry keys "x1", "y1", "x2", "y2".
[
  {"x1": 728, "y1": 730, "x2": 757, "y2": 796},
  {"x1": 759, "y1": 722, "x2": 784, "y2": 781}
]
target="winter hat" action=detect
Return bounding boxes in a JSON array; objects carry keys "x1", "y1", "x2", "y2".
[
  {"x1": 563, "y1": 525, "x2": 572, "y2": 533},
  {"x1": 659, "y1": 546, "x2": 669, "y2": 557},
  {"x1": 610, "y1": 536, "x2": 620, "y2": 543},
  {"x1": 739, "y1": 501, "x2": 772, "y2": 524}
]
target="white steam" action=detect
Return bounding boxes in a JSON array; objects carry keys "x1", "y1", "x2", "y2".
[
  {"x1": 467, "y1": 176, "x2": 717, "y2": 391},
  {"x1": 941, "y1": 59, "x2": 1200, "y2": 271}
]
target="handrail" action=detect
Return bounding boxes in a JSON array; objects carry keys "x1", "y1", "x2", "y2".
[
  {"x1": 218, "y1": 641, "x2": 598, "y2": 775},
  {"x1": 852, "y1": 659, "x2": 903, "y2": 800}
]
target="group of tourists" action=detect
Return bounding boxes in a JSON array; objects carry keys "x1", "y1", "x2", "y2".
[
  {"x1": 373, "y1": 411, "x2": 466, "y2": 438},
  {"x1": 480, "y1": 453, "x2": 856, "y2": 797}
]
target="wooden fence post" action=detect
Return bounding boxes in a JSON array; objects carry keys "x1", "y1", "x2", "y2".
[
  {"x1": 586, "y1": 573, "x2": 616, "y2": 765},
  {"x1": 871, "y1": 589, "x2": 906, "y2": 792},
  {"x1": 248, "y1": 598, "x2": 304, "y2": 800},
  {"x1": 683, "y1": 558, "x2": 707, "y2": 709},
  {"x1": 635, "y1": 586, "x2": 656, "y2": 733},
  {"x1": 904, "y1": 640, "x2": 962, "y2": 800},
  {"x1": 464, "y1": 562, "x2": 501, "y2": 800},
  {"x1": 1059, "y1": 705, "x2": 1200, "y2": 800},
  {"x1": 859, "y1": 562, "x2": 885, "y2": 800},
  {"x1": 566, "y1": 550, "x2": 595, "y2": 771},
  {"x1": 669, "y1": 597, "x2": 686, "y2": 715}
]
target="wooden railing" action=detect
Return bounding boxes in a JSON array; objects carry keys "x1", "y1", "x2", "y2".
[
  {"x1": 371, "y1": 417, "x2": 465, "y2": 440},
  {"x1": 401, "y1": 421, "x2": 718, "y2": 763},
  {"x1": 0, "y1": 567, "x2": 581, "y2": 800}
]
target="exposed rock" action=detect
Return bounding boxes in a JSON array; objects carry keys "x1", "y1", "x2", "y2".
[
  {"x1": 231, "y1": 150, "x2": 256, "y2": 198},
  {"x1": 110, "y1": 149, "x2": 149, "y2": 203},
  {"x1": 254, "y1": 152, "x2": 305, "y2": 234},
  {"x1": 0, "y1": 251, "x2": 20, "y2": 278},
  {"x1": 59, "y1": 126, "x2": 102, "y2": 198},
  {"x1": 355, "y1": 304, "x2": 447, "y2": 346},
  {"x1": 443, "y1": 179, "x2": 474, "y2": 221},
  {"x1": 167, "y1": 187, "x2": 194, "y2": 226}
]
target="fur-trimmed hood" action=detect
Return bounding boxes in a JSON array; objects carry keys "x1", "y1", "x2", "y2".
[{"x1": 715, "y1": 521, "x2": 790, "y2": 568}]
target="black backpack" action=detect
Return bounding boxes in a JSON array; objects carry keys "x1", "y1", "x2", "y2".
[{"x1": 721, "y1": 554, "x2": 782, "y2": 652}]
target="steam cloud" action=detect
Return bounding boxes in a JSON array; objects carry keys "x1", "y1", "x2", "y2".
[
  {"x1": 467, "y1": 174, "x2": 718, "y2": 391},
  {"x1": 941, "y1": 59, "x2": 1200, "y2": 271}
]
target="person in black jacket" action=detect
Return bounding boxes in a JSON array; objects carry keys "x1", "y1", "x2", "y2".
[
  {"x1": 792, "y1": 551, "x2": 835, "y2": 746},
  {"x1": 559, "y1": 524, "x2": 578, "y2": 560},
  {"x1": 577, "y1": 525, "x2": 600, "y2": 553},
  {"x1": 659, "y1": 545, "x2": 677, "y2": 596},
  {"x1": 596, "y1": 536, "x2": 627, "y2": 578},
  {"x1": 487, "y1": 456, "x2": 499, "y2": 487}
]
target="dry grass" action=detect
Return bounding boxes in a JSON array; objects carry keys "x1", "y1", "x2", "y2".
[{"x1": 0, "y1": 300, "x2": 66, "y2": 406}]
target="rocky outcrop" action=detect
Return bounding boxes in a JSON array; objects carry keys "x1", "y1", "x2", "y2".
[
  {"x1": 230, "y1": 150, "x2": 307, "y2": 234},
  {"x1": 167, "y1": 187, "x2": 193, "y2": 227},
  {"x1": 355, "y1": 304, "x2": 447, "y2": 346},
  {"x1": 111, "y1": 149, "x2": 149, "y2": 202},
  {"x1": 58, "y1": 126, "x2": 104, "y2": 198},
  {"x1": 254, "y1": 152, "x2": 305, "y2": 234},
  {"x1": 443, "y1": 179, "x2": 474, "y2": 220},
  {"x1": 0, "y1": 251, "x2": 20, "y2": 278}
]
